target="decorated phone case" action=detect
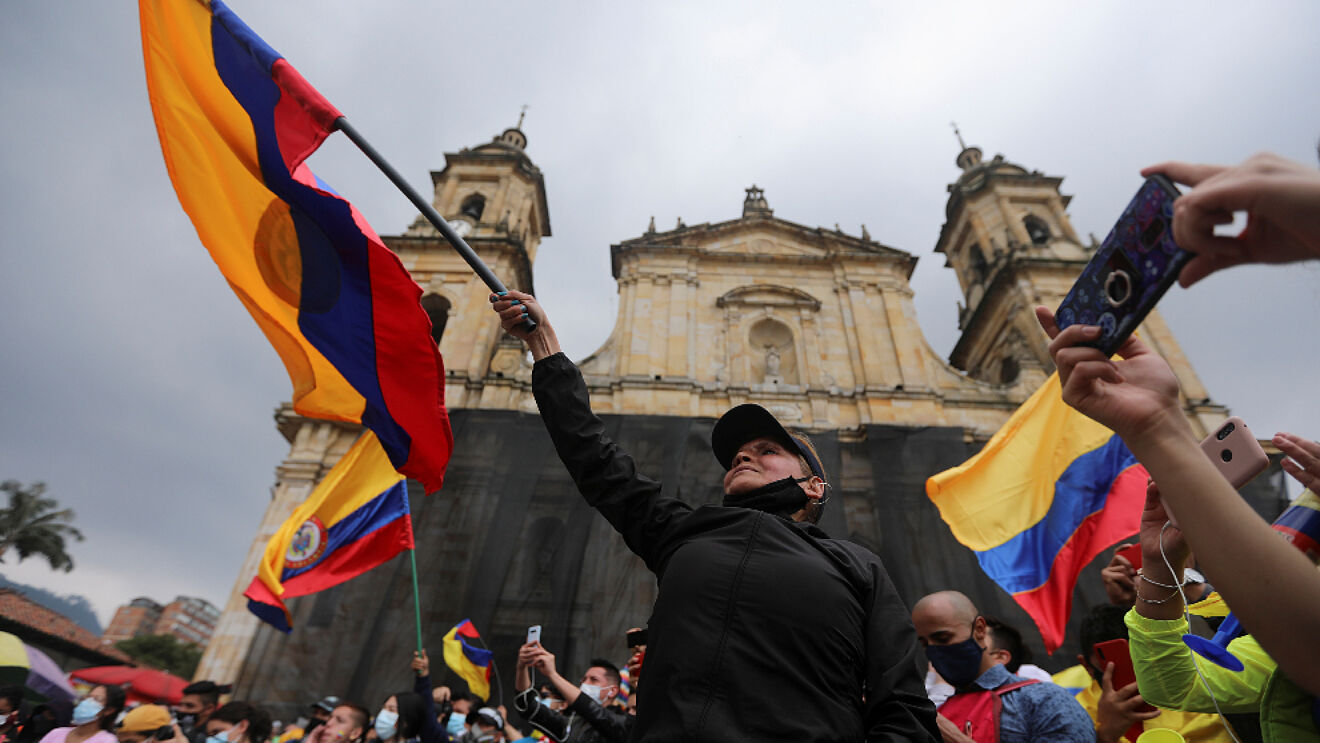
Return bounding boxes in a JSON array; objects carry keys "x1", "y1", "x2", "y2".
[{"x1": 1055, "y1": 175, "x2": 1192, "y2": 355}]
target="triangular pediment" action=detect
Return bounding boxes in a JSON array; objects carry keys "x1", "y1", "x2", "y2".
[{"x1": 702, "y1": 227, "x2": 828, "y2": 257}]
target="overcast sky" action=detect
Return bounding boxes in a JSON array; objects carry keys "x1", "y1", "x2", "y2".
[{"x1": 3, "y1": 2, "x2": 1319, "y2": 628}]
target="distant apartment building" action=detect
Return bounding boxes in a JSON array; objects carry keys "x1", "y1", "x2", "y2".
[{"x1": 103, "y1": 595, "x2": 219, "y2": 648}]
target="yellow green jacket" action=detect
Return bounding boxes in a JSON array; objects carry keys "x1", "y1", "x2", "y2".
[{"x1": 1124, "y1": 609, "x2": 1319, "y2": 743}]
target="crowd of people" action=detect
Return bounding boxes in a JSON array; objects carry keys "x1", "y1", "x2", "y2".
[
  {"x1": 0, "y1": 642, "x2": 651, "y2": 743},
  {"x1": 3, "y1": 152, "x2": 1318, "y2": 743}
]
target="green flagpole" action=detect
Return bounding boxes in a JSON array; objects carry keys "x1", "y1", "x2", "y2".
[{"x1": 409, "y1": 547, "x2": 424, "y2": 656}]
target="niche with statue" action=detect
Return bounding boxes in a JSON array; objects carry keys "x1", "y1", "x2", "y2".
[{"x1": 748, "y1": 318, "x2": 798, "y2": 385}]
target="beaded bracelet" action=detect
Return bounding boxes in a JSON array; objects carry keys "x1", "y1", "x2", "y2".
[
  {"x1": 1137, "y1": 569, "x2": 1190, "y2": 589},
  {"x1": 1135, "y1": 585, "x2": 1182, "y2": 604}
]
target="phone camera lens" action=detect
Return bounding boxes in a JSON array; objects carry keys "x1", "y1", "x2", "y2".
[
  {"x1": 1220, "y1": 449, "x2": 1233, "y2": 463},
  {"x1": 1217, "y1": 422, "x2": 1235, "y2": 441}
]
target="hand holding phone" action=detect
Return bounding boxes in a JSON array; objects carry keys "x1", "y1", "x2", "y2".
[
  {"x1": 1094, "y1": 637, "x2": 1155, "y2": 742},
  {"x1": 526, "y1": 625, "x2": 542, "y2": 644},
  {"x1": 1055, "y1": 175, "x2": 1192, "y2": 355}
]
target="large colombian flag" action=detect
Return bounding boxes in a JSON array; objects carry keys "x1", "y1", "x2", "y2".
[
  {"x1": 443, "y1": 620, "x2": 493, "y2": 701},
  {"x1": 926, "y1": 373, "x2": 1147, "y2": 652},
  {"x1": 140, "y1": 0, "x2": 452, "y2": 490},
  {"x1": 244, "y1": 431, "x2": 413, "y2": 632}
]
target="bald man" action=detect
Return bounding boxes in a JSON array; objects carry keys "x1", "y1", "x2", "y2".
[{"x1": 912, "y1": 591, "x2": 1093, "y2": 743}]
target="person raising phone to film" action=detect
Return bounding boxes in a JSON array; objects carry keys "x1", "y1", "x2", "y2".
[
  {"x1": 489, "y1": 292, "x2": 939, "y2": 743},
  {"x1": 1038, "y1": 150, "x2": 1320, "y2": 698}
]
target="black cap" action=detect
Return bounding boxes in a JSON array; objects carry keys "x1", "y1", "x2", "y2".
[
  {"x1": 711, "y1": 404, "x2": 824, "y2": 481},
  {"x1": 312, "y1": 696, "x2": 340, "y2": 713}
]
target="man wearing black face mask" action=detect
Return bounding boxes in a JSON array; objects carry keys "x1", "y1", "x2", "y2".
[
  {"x1": 489, "y1": 292, "x2": 940, "y2": 743},
  {"x1": 912, "y1": 591, "x2": 1093, "y2": 742},
  {"x1": 176, "y1": 681, "x2": 228, "y2": 743}
]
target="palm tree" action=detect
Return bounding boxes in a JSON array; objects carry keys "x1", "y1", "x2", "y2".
[{"x1": 0, "y1": 480, "x2": 84, "y2": 572}]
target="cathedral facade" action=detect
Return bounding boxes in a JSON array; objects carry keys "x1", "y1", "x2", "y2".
[{"x1": 195, "y1": 126, "x2": 1275, "y2": 719}]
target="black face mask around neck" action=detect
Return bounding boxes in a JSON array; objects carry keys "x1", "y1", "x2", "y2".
[{"x1": 723, "y1": 476, "x2": 810, "y2": 517}]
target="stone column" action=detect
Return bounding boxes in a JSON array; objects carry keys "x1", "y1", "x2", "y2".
[
  {"x1": 1047, "y1": 194, "x2": 1080, "y2": 243},
  {"x1": 880, "y1": 283, "x2": 926, "y2": 390},
  {"x1": 968, "y1": 212, "x2": 993, "y2": 257},
  {"x1": 833, "y1": 282, "x2": 867, "y2": 393},
  {"x1": 997, "y1": 195, "x2": 1033, "y2": 246}
]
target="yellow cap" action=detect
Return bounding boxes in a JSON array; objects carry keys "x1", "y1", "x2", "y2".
[{"x1": 119, "y1": 705, "x2": 172, "y2": 733}]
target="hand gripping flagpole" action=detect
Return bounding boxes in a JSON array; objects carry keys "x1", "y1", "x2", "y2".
[{"x1": 333, "y1": 117, "x2": 535, "y2": 331}]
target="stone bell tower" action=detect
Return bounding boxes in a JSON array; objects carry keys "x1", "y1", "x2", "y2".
[
  {"x1": 389, "y1": 115, "x2": 551, "y2": 405},
  {"x1": 935, "y1": 129, "x2": 1225, "y2": 434}
]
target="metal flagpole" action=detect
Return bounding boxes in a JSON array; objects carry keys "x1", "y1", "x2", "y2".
[{"x1": 333, "y1": 116, "x2": 534, "y2": 331}]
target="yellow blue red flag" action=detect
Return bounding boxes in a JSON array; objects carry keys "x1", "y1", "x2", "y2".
[
  {"x1": 443, "y1": 620, "x2": 493, "y2": 701},
  {"x1": 244, "y1": 431, "x2": 413, "y2": 632},
  {"x1": 139, "y1": 0, "x2": 452, "y2": 490},
  {"x1": 926, "y1": 373, "x2": 1147, "y2": 652}
]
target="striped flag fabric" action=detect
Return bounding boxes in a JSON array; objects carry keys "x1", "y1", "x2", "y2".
[
  {"x1": 443, "y1": 619, "x2": 493, "y2": 701},
  {"x1": 926, "y1": 372, "x2": 1146, "y2": 651},
  {"x1": 140, "y1": 0, "x2": 453, "y2": 490},
  {"x1": 244, "y1": 432, "x2": 413, "y2": 631}
]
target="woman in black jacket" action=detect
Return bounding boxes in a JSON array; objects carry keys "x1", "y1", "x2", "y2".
[{"x1": 490, "y1": 292, "x2": 939, "y2": 743}]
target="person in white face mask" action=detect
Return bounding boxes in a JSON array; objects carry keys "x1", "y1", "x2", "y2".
[
  {"x1": 372, "y1": 651, "x2": 441, "y2": 743},
  {"x1": 202, "y1": 702, "x2": 271, "y2": 743},
  {"x1": 511, "y1": 642, "x2": 631, "y2": 743},
  {"x1": 38, "y1": 684, "x2": 125, "y2": 743}
]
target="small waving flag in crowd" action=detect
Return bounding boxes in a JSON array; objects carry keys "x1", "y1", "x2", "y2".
[
  {"x1": 139, "y1": 0, "x2": 453, "y2": 491},
  {"x1": 443, "y1": 620, "x2": 494, "y2": 701},
  {"x1": 926, "y1": 372, "x2": 1147, "y2": 652},
  {"x1": 616, "y1": 667, "x2": 632, "y2": 706},
  {"x1": 244, "y1": 432, "x2": 413, "y2": 632}
]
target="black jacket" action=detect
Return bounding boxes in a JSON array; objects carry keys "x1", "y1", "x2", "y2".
[
  {"x1": 513, "y1": 688, "x2": 633, "y2": 743},
  {"x1": 532, "y1": 354, "x2": 940, "y2": 743}
]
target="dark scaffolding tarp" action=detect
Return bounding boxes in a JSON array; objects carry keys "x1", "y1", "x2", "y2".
[{"x1": 232, "y1": 408, "x2": 1290, "y2": 722}]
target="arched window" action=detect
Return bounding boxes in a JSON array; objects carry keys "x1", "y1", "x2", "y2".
[
  {"x1": 460, "y1": 193, "x2": 486, "y2": 222},
  {"x1": 1024, "y1": 214, "x2": 1051, "y2": 245},
  {"x1": 999, "y1": 356, "x2": 1020, "y2": 384},
  {"x1": 420, "y1": 294, "x2": 451, "y2": 346},
  {"x1": 970, "y1": 243, "x2": 989, "y2": 282}
]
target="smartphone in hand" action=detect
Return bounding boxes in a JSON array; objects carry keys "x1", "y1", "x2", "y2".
[
  {"x1": 1095, "y1": 637, "x2": 1155, "y2": 741},
  {"x1": 1164, "y1": 417, "x2": 1269, "y2": 529},
  {"x1": 1115, "y1": 543, "x2": 1143, "y2": 571},
  {"x1": 1055, "y1": 175, "x2": 1192, "y2": 355},
  {"x1": 1199, "y1": 417, "x2": 1269, "y2": 489},
  {"x1": 527, "y1": 625, "x2": 542, "y2": 644}
]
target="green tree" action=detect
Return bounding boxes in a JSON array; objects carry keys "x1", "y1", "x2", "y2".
[
  {"x1": 115, "y1": 634, "x2": 203, "y2": 679},
  {"x1": 0, "y1": 480, "x2": 84, "y2": 572}
]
